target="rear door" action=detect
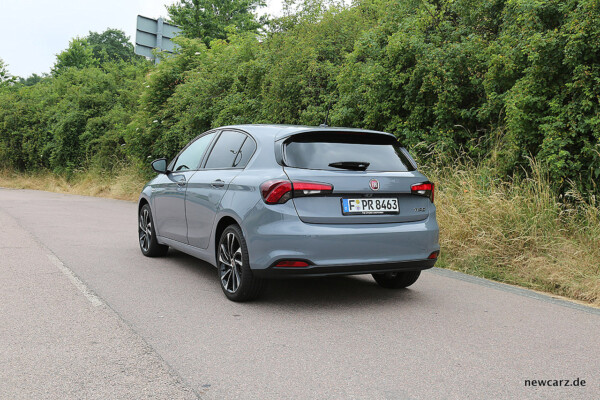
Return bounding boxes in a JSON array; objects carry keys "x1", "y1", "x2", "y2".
[
  {"x1": 281, "y1": 131, "x2": 431, "y2": 224},
  {"x1": 185, "y1": 130, "x2": 255, "y2": 249}
]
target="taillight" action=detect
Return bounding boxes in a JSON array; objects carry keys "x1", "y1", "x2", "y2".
[
  {"x1": 411, "y1": 182, "x2": 434, "y2": 203},
  {"x1": 260, "y1": 180, "x2": 333, "y2": 204},
  {"x1": 261, "y1": 180, "x2": 293, "y2": 204},
  {"x1": 292, "y1": 182, "x2": 334, "y2": 196}
]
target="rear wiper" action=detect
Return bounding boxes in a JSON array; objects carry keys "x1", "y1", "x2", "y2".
[{"x1": 328, "y1": 161, "x2": 370, "y2": 171}]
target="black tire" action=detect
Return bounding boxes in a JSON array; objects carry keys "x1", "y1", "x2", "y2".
[
  {"x1": 372, "y1": 270, "x2": 421, "y2": 289},
  {"x1": 138, "y1": 204, "x2": 169, "y2": 257},
  {"x1": 217, "y1": 225, "x2": 265, "y2": 302}
]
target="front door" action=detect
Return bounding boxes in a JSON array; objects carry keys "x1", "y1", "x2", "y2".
[
  {"x1": 152, "y1": 131, "x2": 217, "y2": 243},
  {"x1": 153, "y1": 171, "x2": 194, "y2": 243}
]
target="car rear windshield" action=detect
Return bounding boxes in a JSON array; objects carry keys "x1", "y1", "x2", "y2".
[{"x1": 283, "y1": 132, "x2": 415, "y2": 172}]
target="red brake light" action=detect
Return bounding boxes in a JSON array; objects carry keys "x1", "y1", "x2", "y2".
[
  {"x1": 411, "y1": 182, "x2": 434, "y2": 203},
  {"x1": 261, "y1": 180, "x2": 293, "y2": 204},
  {"x1": 260, "y1": 180, "x2": 333, "y2": 204}
]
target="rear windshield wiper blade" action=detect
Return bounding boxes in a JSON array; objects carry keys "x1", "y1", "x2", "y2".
[{"x1": 328, "y1": 161, "x2": 370, "y2": 171}]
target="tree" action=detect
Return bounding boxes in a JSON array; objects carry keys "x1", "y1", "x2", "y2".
[
  {"x1": 86, "y1": 29, "x2": 136, "y2": 64},
  {"x1": 167, "y1": 0, "x2": 266, "y2": 47},
  {"x1": 0, "y1": 58, "x2": 15, "y2": 86},
  {"x1": 18, "y1": 73, "x2": 45, "y2": 86},
  {"x1": 52, "y1": 38, "x2": 97, "y2": 75}
]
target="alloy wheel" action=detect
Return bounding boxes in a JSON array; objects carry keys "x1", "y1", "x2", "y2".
[
  {"x1": 139, "y1": 208, "x2": 152, "y2": 252},
  {"x1": 219, "y1": 232, "x2": 243, "y2": 293}
]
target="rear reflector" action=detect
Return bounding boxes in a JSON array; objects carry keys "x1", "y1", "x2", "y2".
[
  {"x1": 275, "y1": 261, "x2": 309, "y2": 268},
  {"x1": 411, "y1": 182, "x2": 435, "y2": 203},
  {"x1": 260, "y1": 179, "x2": 333, "y2": 204},
  {"x1": 428, "y1": 251, "x2": 440, "y2": 259}
]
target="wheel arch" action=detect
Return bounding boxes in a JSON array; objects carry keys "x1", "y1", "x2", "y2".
[
  {"x1": 214, "y1": 214, "x2": 242, "y2": 256},
  {"x1": 138, "y1": 183, "x2": 152, "y2": 213},
  {"x1": 138, "y1": 195, "x2": 157, "y2": 237},
  {"x1": 138, "y1": 196, "x2": 150, "y2": 214}
]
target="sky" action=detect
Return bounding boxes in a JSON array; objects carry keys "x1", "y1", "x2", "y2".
[{"x1": 0, "y1": 0, "x2": 284, "y2": 78}]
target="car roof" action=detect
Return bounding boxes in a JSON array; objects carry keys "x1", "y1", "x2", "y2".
[{"x1": 219, "y1": 124, "x2": 395, "y2": 142}]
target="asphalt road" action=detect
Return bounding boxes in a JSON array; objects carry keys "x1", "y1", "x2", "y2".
[{"x1": 0, "y1": 188, "x2": 598, "y2": 400}]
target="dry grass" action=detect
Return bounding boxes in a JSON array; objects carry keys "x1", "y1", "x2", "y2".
[
  {"x1": 0, "y1": 165, "x2": 146, "y2": 201},
  {"x1": 427, "y1": 159, "x2": 600, "y2": 306},
  {"x1": 2, "y1": 160, "x2": 599, "y2": 306}
]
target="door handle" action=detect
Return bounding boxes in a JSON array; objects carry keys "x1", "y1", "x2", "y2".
[
  {"x1": 211, "y1": 179, "x2": 225, "y2": 188},
  {"x1": 177, "y1": 180, "x2": 187, "y2": 187}
]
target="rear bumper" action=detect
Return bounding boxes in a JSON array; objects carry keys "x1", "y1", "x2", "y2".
[
  {"x1": 244, "y1": 203, "x2": 440, "y2": 276},
  {"x1": 253, "y1": 259, "x2": 436, "y2": 278}
]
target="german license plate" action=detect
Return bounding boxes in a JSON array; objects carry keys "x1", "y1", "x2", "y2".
[{"x1": 342, "y1": 198, "x2": 399, "y2": 215}]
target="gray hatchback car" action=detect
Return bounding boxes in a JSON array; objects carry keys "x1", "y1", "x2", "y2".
[{"x1": 138, "y1": 125, "x2": 439, "y2": 301}]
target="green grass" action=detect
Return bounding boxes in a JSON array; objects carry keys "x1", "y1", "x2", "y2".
[{"x1": 427, "y1": 158, "x2": 600, "y2": 306}]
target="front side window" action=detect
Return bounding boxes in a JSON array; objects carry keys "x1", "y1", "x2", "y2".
[{"x1": 173, "y1": 132, "x2": 216, "y2": 172}]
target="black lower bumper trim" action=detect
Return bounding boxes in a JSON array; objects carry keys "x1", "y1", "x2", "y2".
[{"x1": 253, "y1": 259, "x2": 436, "y2": 278}]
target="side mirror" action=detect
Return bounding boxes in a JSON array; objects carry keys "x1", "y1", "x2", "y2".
[{"x1": 151, "y1": 158, "x2": 168, "y2": 174}]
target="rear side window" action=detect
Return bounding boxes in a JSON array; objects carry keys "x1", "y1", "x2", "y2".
[
  {"x1": 283, "y1": 132, "x2": 415, "y2": 172},
  {"x1": 204, "y1": 130, "x2": 248, "y2": 169},
  {"x1": 233, "y1": 137, "x2": 257, "y2": 168}
]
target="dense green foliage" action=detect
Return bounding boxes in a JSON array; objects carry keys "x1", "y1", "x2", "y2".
[
  {"x1": 18, "y1": 73, "x2": 45, "y2": 87},
  {"x1": 167, "y1": 0, "x2": 267, "y2": 47},
  {"x1": 52, "y1": 38, "x2": 98, "y2": 75},
  {"x1": 52, "y1": 29, "x2": 139, "y2": 75},
  {"x1": 87, "y1": 29, "x2": 137, "y2": 64},
  {"x1": 1, "y1": 0, "x2": 600, "y2": 192},
  {"x1": 0, "y1": 62, "x2": 147, "y2": 173}
]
